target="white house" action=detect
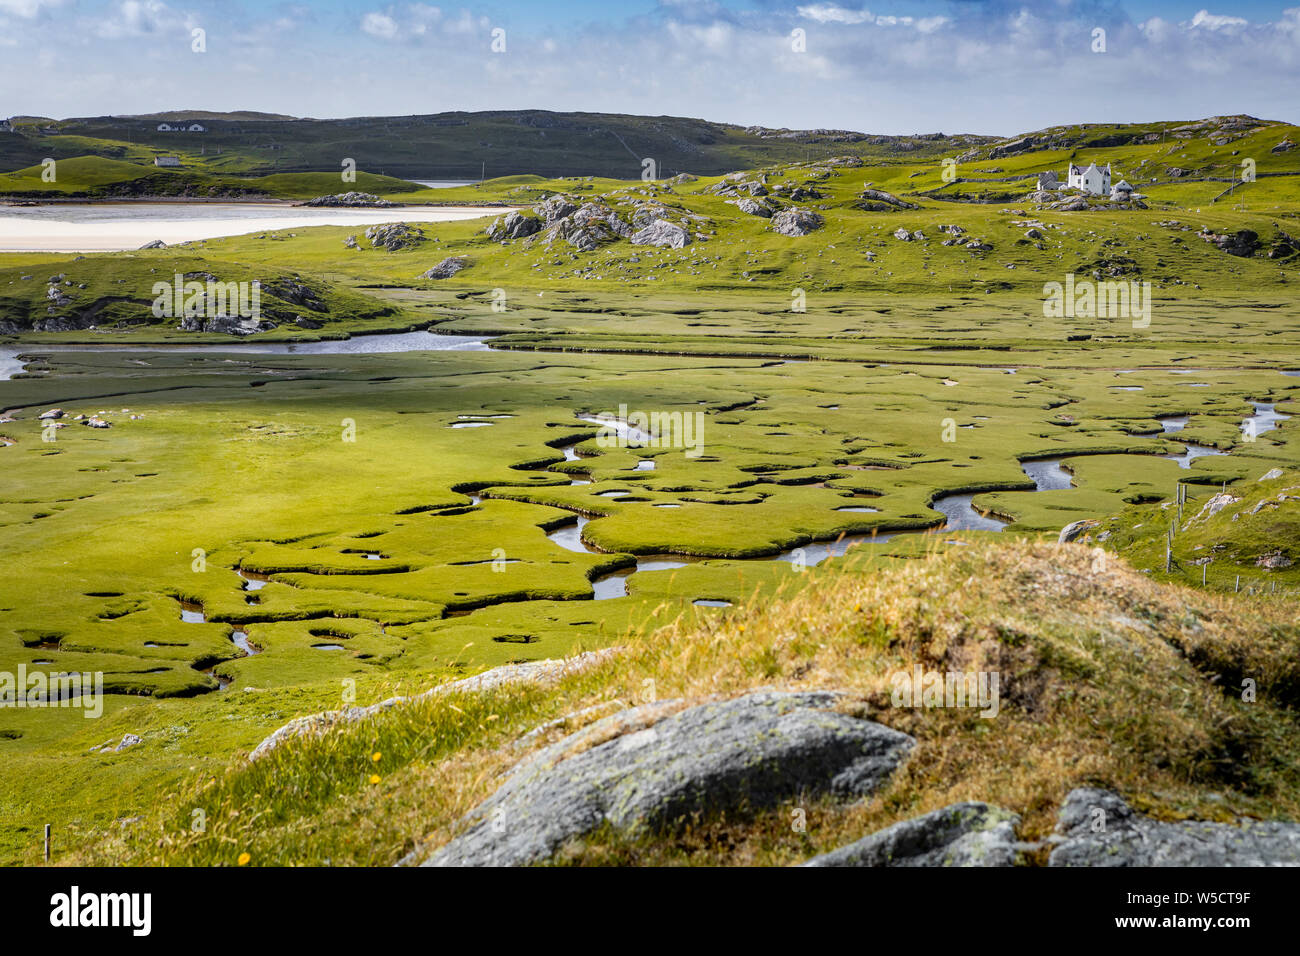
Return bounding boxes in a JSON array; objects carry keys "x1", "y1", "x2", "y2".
[
  {"x1": 154, "y1": 156, "x2": 181, "y2": 167},
  {"x1": 1036, "y1": 169, "x2": 1059, "y2": 192},
  {"x1": 156, "y1": 122, "x2": 206, "y2": 132},
  {"x1": 156, "y1": 123, "x2": 175, "y2": 132},
  {"x1": 185, "y1": 123, "x2": 207, "y2": 132},
  {"x1": 1110, "y1": 179, "x2": 1135, "y2": 200},
  {"x1": 1067, "y1": 161, "x2": 1112, "y2": 196}
]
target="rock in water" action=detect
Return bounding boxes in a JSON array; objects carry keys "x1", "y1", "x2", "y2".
[
  {"x1": 420, "y1": 257, "x2": 469, "y2": 280},
  {"x1": 629, "y1": 219, "x2": 690, "y2": 249},
  {"x1": 771, "y1": 208, "x2": 823, "y2": 237},
  {"x1": 1049, "y1": 788, "x2": 1300, "y2": 866},
  {"x1": 802, "y1": 802, "x2": 1021, "y2": 867},
  {"x1": 422, "y1": 690, "x2": 914, "y2": 867}
]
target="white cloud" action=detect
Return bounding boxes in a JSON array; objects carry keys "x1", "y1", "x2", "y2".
[
  {"x1": 797, "y1": 4, "x2": 873, "y2": 26},
  {"x1": 361, "y1": 12, "x2": 399, "y2": 39},
  {"x1": 1190, "y1": 10, "x2": 1248, "y2": 30},
  {"x1": 0, "y1": 0, "x2": 62, "y2": 17}
]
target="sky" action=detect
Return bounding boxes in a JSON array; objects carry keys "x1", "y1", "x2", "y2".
[{"x1": 1, "y1": 1, "x2": 1297, "y2": 135}]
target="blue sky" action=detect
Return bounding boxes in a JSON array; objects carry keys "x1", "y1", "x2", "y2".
[{"x1": 2, "y1": 1, "x2": 1297, "y2": 133}]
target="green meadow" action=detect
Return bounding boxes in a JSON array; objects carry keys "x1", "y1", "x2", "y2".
[{"x1": 1, "y1": 113, "x2": 1299, "y2": 864}]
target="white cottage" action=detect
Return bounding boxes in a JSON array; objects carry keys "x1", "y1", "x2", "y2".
[
  {"x1": 1110, "y1": 179, "x2": 1135, "y2": 200},
  {"x1": 1067, "y1": 162, "x2": 1112, "y2": 196},
  {"x1": 156, "y1": 123, "x2": 175, "y2": 132}
]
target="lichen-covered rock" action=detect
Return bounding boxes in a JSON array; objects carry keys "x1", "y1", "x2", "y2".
[
  {"x1": 1058, "y1": 519, "x2": 1100, "y2": 544},
  {"x1": 1049, "y1": 788, "x2": 1300, "y2": 866},
  {"x1": 802, "y1": 802, "x2": 1022, "y2": 867},
  {"x1": 771, "y1": 208, "x2": 823, "y2": 237},
  {"x1": 249, "y1": 651, "x2": 616, "y2": 760},
  {"x1": 420, "y1": 256, "x2": 470, "y2": 280},
  {"x1": 629, "y1": 219, "x2": 691, "y2": 249},
  {"x1": 533, "y1": 195, "x2": 578, "y2": 224},
  {"x1": 421, "y1": 690, "x2": 914, "y2": 867}
]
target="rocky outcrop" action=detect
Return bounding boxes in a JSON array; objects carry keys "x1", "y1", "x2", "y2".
[
  {"x1": 420, "y1": 257, "x2": 470, "y2": 280},
  {"x1": 1049, "y1": 788, "x2": 1300, "y2": 866},
  {"x1": 1199, "y1": 228, "x2": 1259, "y2": 258},
  {"x1": 630, "y1": 219, "x2": 690, "y2": 249},
  {"x1": 178, "y1": 315, "x2": 277, "y2": 335},
  {"x1": 486, "y1": 210, "x2": 541, "y2": 241},
  {"x1": 249, "y1": 651, "x2": 616, "y2": 760},
  {"x1": 771, "y1": 208, "x2": 823, "y2": 237},
  {"x1": 533, "y1": 195, "x2": 578, "y2": 224},
  {"x1": 364, "y1": 223, "x2": 425, "y2": 251},
  {"x1": 306, "y1": 192, "x2": 399, "y2": 208},
  {"x1": 802, "y1": 802, "x2": 1022, "y2": 867},
  {"x1": 138, "y1": 240, "x2": 166, "y2": 250},
  {"x1": 421, "y1": 690, "x2": 914, "y2": 867}
]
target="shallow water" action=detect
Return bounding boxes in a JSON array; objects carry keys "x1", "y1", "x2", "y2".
[
  {"x1": 0, "y1": 331, "x2": 493, "y2": 380},
  {"x1": 1021, "y1": 457, "x2": 1074, "y2": 492},
  {"x1": 0, "y1": 202, "x2": 503, "y2": 252}
]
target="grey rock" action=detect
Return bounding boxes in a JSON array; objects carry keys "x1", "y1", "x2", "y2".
[
  {"x1": 138, "y1": 240, "x2": 166, "y2": 250},
  {"x1": 1050, "y1": 788, "x2": 1300, "y2": 866},
  {"x1": 533, "y1": 195, "x2": 578, "y2": 224},
  {"x1": 250, "y1": 651, "x2": 617, "y2": 760},
  {"x1": 802, "y1": 802, "x2": 1022, "y2": 867},
  {"x1": 306, "y1": 192, "x2": 398, "y2": 208},
  {"x1": 37, "y1": 408, "x2": 63, "y2": 420},
  {"x1": 857, "y1": 188, "x2": 918, "y2": 211},
  {"x1": 731, "y1": 198, "x2": 773, "y2": 218},
  {"x1": 364, "y1": 222, "x2": 425, "y2": 251},
  {"x1": 114, "y1": 734, "x2": 142, "y2": 752},
  {"x1": 894, "y1": 227, "x2": 913, "y2": 241},
  {"x1": 630, "y1": 219, "x2": 691, "y2": 249},
  {"x1": 771, "y1": 208, "x2": 823, "y2": 237},
  {"x1": 420, "y1": 256, "x2": 470, "y2": 280},
  {"x1": 1058, "y1": 518, "x2": 1100, "y2": 544},
  {"x1": 486, "y1": 210, "x2": 542, "y2": 241},
  {"x1": 1258, "y1": 468, "x2": 1284, "y2": 481},
  {"x1": 423, "y1": 690, "x2": 914, "y2": 867}
]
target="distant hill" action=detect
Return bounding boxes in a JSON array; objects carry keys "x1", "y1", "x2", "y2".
[{"x1": 0, "y1": 109, "x2": 995, "y2": 179}]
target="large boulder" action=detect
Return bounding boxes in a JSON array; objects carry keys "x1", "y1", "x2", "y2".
[
  {"x1": 771, "y1": 208, "x2": 824, "y2": 237},
  {"x1": 1049, "y1": 788, "x2": 1300, "y2": 866},
  {"x1": 802, "y1": 802, "x2": 1022, "y2": 867},
  {"x1": 856, "y1": 188, "x2": 919, "y2": 212},
  {"x1": 421, "y1": 690, "x2": 914, "y2": 867},
  {"x1": 729, "y1": 198, "x2": 773, "y2": 218},
  {"x1": 420, "y1": 257, "x2": 469, "y2": 280},
  {"x1": 629, "y1": 219, "x2": 691, "y2": 249},
  {"x1": 486, "y1": 211, "x2": 541, "y2": 241}
]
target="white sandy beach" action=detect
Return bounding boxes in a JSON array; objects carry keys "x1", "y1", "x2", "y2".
[{"x1": 0, "y1": 203, "x2": 508, "y2": 252}]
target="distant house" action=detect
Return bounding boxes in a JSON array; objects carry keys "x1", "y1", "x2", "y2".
[
  {"x1": 185, "y1": 123, "x2": 207, "y2": 132},
  {"x1": 156, "y1": 123, "x2": 175, "y2": 132},
  {"x1": 154, "y1": 156, "x2": 182, "y2": 167},
  {"x1": 1035, "y1": 169, "x2": 1058, "y2": 192},
  {"x1": 0, "y1": 120, "x2": 12, "y2": 134},
  {"x1": 156, "y1": 122, "x2": 206, "y2": 132},
  {"x1": 1067, "y1": 161, "x2": 1112, "y2": 196},
  {"x1": 1110, "y1": 179, "x2": 1135, "y2": 200}
]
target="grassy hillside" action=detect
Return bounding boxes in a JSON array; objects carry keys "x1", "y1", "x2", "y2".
[
  {"x1": 62, "y1": 541, "x2": 1300, "y2": 867},
  {"x1": 0, "y1": 110, "x2": 992, "y2": 181}
]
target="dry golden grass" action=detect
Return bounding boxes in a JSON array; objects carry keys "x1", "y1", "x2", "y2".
[{"x1": 76, "y1": 541, "x2": 1300, "y2": 867}]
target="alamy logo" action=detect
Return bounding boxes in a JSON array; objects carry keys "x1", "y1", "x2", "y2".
[
  {"x1": 890, "y1": 666, "x2": 1000, "y2": 718},
  {"x1": 50, "y1": 886, "x2": 151, "y2": 936},
  {"x1": 592, "y1": 404, "x2": 705, "y2": 458},
  {"x1": 152, "y1": 274, "x2": 261, "y2": 319},
  {"x1": 1043, "y1": 274, "x2": 1151, "y2": 328},
  {"x1": 0, "y1": 666, "x2": 103, "y2": 718}
]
